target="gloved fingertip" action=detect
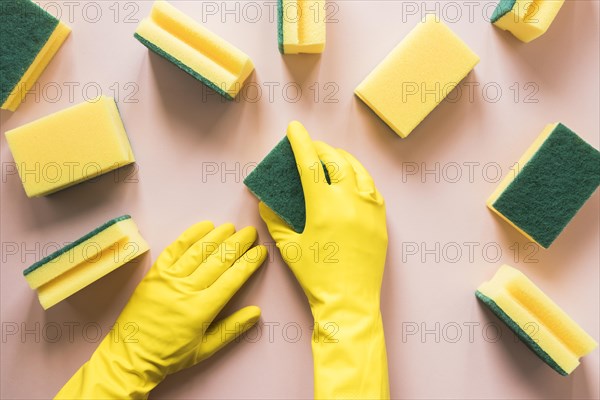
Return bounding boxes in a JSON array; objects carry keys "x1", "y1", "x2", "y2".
[
  {"x1": 215, "y1": 222, "x2": 236, "y2": 236},
  {"x1": 287, "y1": 120, "x2": 307, "y2": 136},
  {"x1": 243, "y1": 245, "x2": 268, "y2": 265},
  {"x1": 242, "y1": 305, "x2": 261, "y2": 324},
  {"x1": 193, "y1": 220, "x2": 215, "y2": 230},
  {"x1": 237, "y1": 225, "x2": 258, "y2": 242}
]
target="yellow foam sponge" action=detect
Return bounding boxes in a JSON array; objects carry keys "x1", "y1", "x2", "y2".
[
  {"x1": 355, "y1": 15, "x2": 479, "y2": 138},
  {"x1": 24, "y1": 215, "x2": 149, "y2": 310},
  {"x1": 1, "y1": 0, "x2": 71, "y2": 112},
  {"x1": 477, "y1": 265, "x2": 597, "y2": 375},
  {"x1": 278, "y1": 0, "x2": 326, "y2": 54},
  {"x1": 5, "y1": 96, "x2": 135, "y2": 197},
  {"x1": 134, "y1": 0, "x2": 254, "y2": 99},
  {"x1": 491, "y1": 0, "x2": 565, "y2": 43}
]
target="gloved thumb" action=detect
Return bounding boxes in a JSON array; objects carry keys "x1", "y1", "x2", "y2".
[
  {"x1": 194, "y1": 306, "x2": 261, "y2": 364},
  {"x1": 258, "y1": 202, "x2": 298, "y2": 242}
]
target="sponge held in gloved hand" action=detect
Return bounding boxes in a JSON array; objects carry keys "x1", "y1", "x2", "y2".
[{"x1": 244, "y1": 135, "x2": 329, "y2": 233}]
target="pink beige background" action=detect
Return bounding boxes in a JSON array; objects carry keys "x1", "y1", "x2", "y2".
[{"x1": 1, "y1": 1, "x2": 599, "y2": 399}]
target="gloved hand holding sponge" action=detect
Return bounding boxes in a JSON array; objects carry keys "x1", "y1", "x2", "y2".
[
  {"x1": 54, "y1": 122, "x2": 390, "y2": 399},
  {"x1": 259, "y1": 122, "x2": 390, "y2": 399},
  {"x1": 55, "y1": 222, "x2": 267, "y2": 399}
]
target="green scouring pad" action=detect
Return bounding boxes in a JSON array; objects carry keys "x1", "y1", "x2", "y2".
[
  {"x1": 244, "y1": 136, "x2": 329, "y2": 233},
  {"x1": 490, "y1": 0, "x2": 516, "y2": 23},
  {"x1": 487, "y1": 123, "x2": 600, "y2": 248},
  {"x1": 277, "y1": 0, "x2": 284, "y2": 54}
]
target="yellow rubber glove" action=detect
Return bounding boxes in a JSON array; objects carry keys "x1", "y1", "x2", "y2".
[
  {"x1": 55, "y1": 222, "x2": 267, "y2": 399},
  {"x1": 259, "y1": 121, "x2": 390, "y2": 399}
]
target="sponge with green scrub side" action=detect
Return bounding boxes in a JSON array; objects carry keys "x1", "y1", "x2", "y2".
[
  {"x1": 244, "y1": 134, "x2": 330, "y2": 233},
  {"x1": 476, "y1": 265, "x2": 597, "y2": 375},
  {"x1": 491, "y1": 0, "x2": 565, "y2": 43},
  {"x1": 24, "y1": 215, "x2": 149, "y2": 309},
  {"x1": 0, "y1": 0, "x2": 71, "y2": 111},
  {"x1": 278, "y1": 0, "x2": 326, "y2": 54},
  {"x1": 487, "y1": 123, "x2": 600, "y2": 248},
  {"x1": 134, "y1": 0, "x2": 254, "y2": 100}
]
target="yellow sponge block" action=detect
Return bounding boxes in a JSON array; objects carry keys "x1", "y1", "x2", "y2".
[
  {"x1": 355, "y1": 15, "x2": 479, "y2": 138},
  {"x1": 134, "y1": 0, "x2": 254, "y2": 100},
  {"x1": 5, "y1": 96, "x2": 135, "y2": 197},
  {"x1": 278, "y1": 0, "x2": 326, "y2": 54},
  {"x1": 24, "y1": 215, "x2": 149, "y2": 309},
  {"x1": 491, "y1": 0, "x2": 565, "y2": 43},
  {"x1": 477, "y1": 265, "x2": 597, "y2": 375}
]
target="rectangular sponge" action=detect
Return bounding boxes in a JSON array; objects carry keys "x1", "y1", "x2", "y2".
[
  {"x1": 244, "y1": 134, "x2": 329, "y2": 233},
  {"x1": 487, "y1": 123, "x2": 600, "y2": 248},
  {"x1": 24, "y1": 215, "x2": 149, "y2": 309},
  {"x1": 491, "y1": 0, "x2": 565, "y2": 43},
  {"x1": 5, "y1": 96, "x2": 135, "y2": 197},
  {"x1": 134, "y1": 0, "x2": 254, "y2": 100},
  {"x1": 0, "y1": 0, "x2": 71, "y2": 111},
  {"x1": 355, "y1": 15, "x2": 479, "y2": 138},
  {"x1": 476, "y1": 265, "x2": 597, "y2": 375},
  {"x1": 278, "y1": 0, "x2": 326, "y2": 54}
]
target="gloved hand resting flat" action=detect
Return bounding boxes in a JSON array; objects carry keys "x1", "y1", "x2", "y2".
[
  {"x1": 55, "y1": 222, "x2": 267, "y2": 399},
  {"x1": 259, "y1": 121, "x2": 390, "y2": 399}
]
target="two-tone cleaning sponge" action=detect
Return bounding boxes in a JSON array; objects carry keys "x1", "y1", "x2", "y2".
[
  {"x1": 0, "y1": 0, "x2": 71, "y2": 111},
  {"x1": 491, "y1": 0, "x2": 565, "y2": 42},
  {"x1": 135, "y1": 0, "x2": 254, "y2": 100},
  {"x1": 487, "y1": 123, "x2": 600, "y2": 248},
  {"x1": 244, "y1": 122, "x2": 329, "y2": 233},
  {"x1": 24, "y1": 215, "x2": 149, "y2": 309},
  {"x1": 355, "y1": 15, "x2": 479, "y2": 138},
  {"x1": 5, "y1": 96, "x2": 135, "y2": 197},
  {"x1": 278, "y1": 0, "x2": 326, "y2": 54},
  {"x1": 476, "y1": 265, "x2": 597, "y2": 375}
]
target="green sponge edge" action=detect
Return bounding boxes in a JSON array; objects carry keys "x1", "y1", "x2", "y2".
[
  {"x1": 244, "y1": 136, "x2": 330, "y2": 233},
  {"x1": 0, "y1": 0, "x2": 60, "y2": 105},
  {"x1": 277, "y1": 0, "x2": 284, "y2": 53},
  {"x1": 133, "y1": 33, "x2": 234, "y2": 101},
  {"x1": 491, "y1": 0, "x2": 516, "y2": 23},
  {"x1": 23, "y1": 215, "x2": 132, "y2": 276},
  {"x1": 475, "y1": 290, "x2": 567, "y2": 376}
]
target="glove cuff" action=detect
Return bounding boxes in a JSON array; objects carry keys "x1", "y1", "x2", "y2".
[
  {"x1": 310, "y1": 310, "x2": 390, "y2": 399},
  {"x1": 55, "y1": 334, "x2": 164, "y2": 399}
]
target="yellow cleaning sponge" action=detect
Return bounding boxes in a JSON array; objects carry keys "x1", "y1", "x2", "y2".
[
  {"x1": 134, "y1": 0, "x2": 254, "y2": 100},
  {"x1": 24, "y1": 215, "x2": 149, "y2": 309},
  {"x1": 5, "y1": 96, "x2": 135, "y2": 197},
  {"x1": 1, "y1": 0, "x2": 71, "y2": 111},
  {"x1": 491, "y1": 0, "x2": 565, "y2": 43},
  {"x1": 355, "y1": 15, "x2": 479, "y2": 138},
  {"x1": 278, "y1": 0, "x2": 326, "y2": 54},
  {"x1": 476, "y1": 265, "x2": 597, "y2": 375}
]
